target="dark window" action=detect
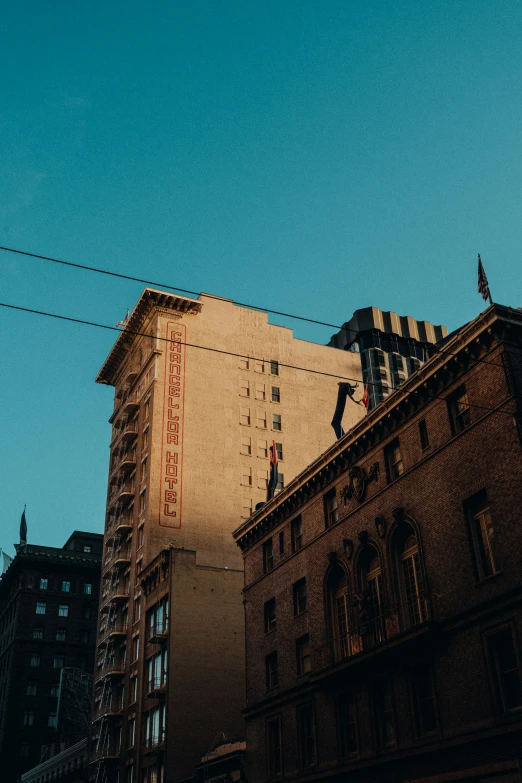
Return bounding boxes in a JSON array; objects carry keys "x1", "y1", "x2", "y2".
[
  {"x1": 447, "y1": 384, "x2": 471, "y2": 434},
  {"x1": 488, "y1": 628, "x2": 522, "y2": 711},
  {"x1": 84, "y1": 583, "x2": 92, "y2": 595},
  {"x1": 272, "y1": 414, "x2": 282, "y2": 431},
  {"x1": 324, "y1": 489, "x2": 338, "y2": 527},
  {"x1": 338, "y1": 691, "x2": 358, "y2": 758},
  {"x1": 20, "y1": 742, "x2": 30, "y2": 757},
  {"x1": 26, "y1": 681, "x2": 38, "y2": 696},
  {"x1": 33, "y1": 627, "x2": 43, "y2": 640},
  {"x1": 56, "y1": 629, "x2": 67, "y2": 642},
  {"x1": 36, "y1": 601, "x2": 46, "y2": 615},
  {"x1": 384, "y1": 438, "x2": 403, "y2": 481},
  {"x1": 39, "y1": 578, "x2": 48, "y2": 590},
  {"x1": 50, "y1": 683, "x2": 60, "y2": 697},
  {"x1": 79, "y1": 630, "x2": 89, "y2": 644},
  {"x1": 296, "y1": 634, "x2": 311, "y2": 676},
  {"x1": 464, "y1": 490, "x2": 497, "y2": 581},
  {"x1": 62, "y1": 580, "x2": 71, "y2": 592},
  {"x1": 83, "y1": 607, "x2": 91, "y2": 620},
  {"x1": 291, "y1": 516, "x2": 303, "y2": 553},
  {"x1": 297, "y1": 703, "x2": 317, "y2": 768},
  {"x1": 271, "y1": 386, "x2": 281, "y2": 403},
  {"x1": 53, "y1": 655, "x2": 64, "y2": 669},
  {"x1": 411, "y1": 664, "x2": 437, "y2": 735},
  {"x1": 264, "y1": 598, "x2": 276, "y2": 634},
  {"x1": 23, "y1": 711, "x2": 34, "y2": 727},
  {"x1": 293, "y1": 578, "x2": 307, "y2": 616},
  {"x1": 419, "y1": 419, "x2": 429, "y2": 450},
  {"x1": 266, "y1": 716, "x2": 282, "y2": 778},
  {"x1": 275, "y1": 442, "x2": 283, "y2": 461},
  {"x1": 30, "y1": 653, "x2": 41, "y2": 667},
  {"x1": 279, "y1": 531, "x2": 285, "y2": 556},
  {"x1": 58, "y1": 604, "x2": 69, "y2": 617},
  {"x1": 373, "y1": 678, "x2": 395, "y2": 748},
  {"x1": 263, "y1": 539, "x2": 274, "y2": 573},
  {"x1": 270, "y1": 361, "x2": 279, "y2": 376},
  {"x1": 266, "y1": 652, "x2": 279, "y2": 690},
  {"x1": 83, "y1": 545, "x2": 92, "y2": 553}
]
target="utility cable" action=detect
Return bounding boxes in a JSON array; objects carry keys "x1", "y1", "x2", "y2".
[
  {"x1": 0, "y1": 243, "x2": 503, "y2": 368},
  {"x1": 0, "y1": 300, "x2": 516, "y2": 418}
]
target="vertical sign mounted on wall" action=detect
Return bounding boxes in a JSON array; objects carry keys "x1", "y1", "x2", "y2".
[{"x1": 159, "y1": 321, "x2": 186, "y2": 528}]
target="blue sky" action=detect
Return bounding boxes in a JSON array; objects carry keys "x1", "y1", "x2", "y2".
[{"x1": 2, "y1": 1, "x2": 521, "y2": 551}]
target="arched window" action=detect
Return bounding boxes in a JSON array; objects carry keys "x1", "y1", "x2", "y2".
[
  {"x1": 356, "y1": 545, "x2": 386, "y2": 648},
  {"x1": 395, "y1": 525, "x2": 425, "y2": 630},
  {"x1": 327, "y1": 564, "x2": 351, "y2": 661}
]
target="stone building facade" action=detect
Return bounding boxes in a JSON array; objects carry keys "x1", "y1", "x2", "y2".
[
  {"x1": 0, "y1": 532, "x2": 102, "y2": 783},
  {"x1": 92, "y1": 288, "x2": 363, "y2": 783},
  {"x1": 234, "y1": 303, "x2": 522, "y2": 783}
]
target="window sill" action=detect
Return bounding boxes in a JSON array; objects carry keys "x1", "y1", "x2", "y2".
[
  {"x1": 294, "y1": 610, "x2": 308, "y2": 619},
  {"x1": 265, "y1": 628, "x2": 277, "y2": 636},
  {"x1": 475, "y1": 571, "x2": 503, "y2": 586}
]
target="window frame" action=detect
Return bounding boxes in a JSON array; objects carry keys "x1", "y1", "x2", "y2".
[
  {"x1": 266, "y1": 715, "x2": 282, "y2": 778},
  {"x1": 409, "y1": 662, "x2": 438, "y2": 737},
  {"x1": 293, "y1": 578, "x2": 307, "y2": 617},
  {"x1": 291, "y1": 515, "x2": 304, "y2": 553},
  {"x1": 447, "y1": 384, "x2": 471, "y2": 434},
  {"x1": 263, "y1": 538, "x2": 274, "y2": 574},
  {"x1": 296, "y1": 634, "x2": 311, "y2": 676},
  {"x1": 463, "y1": 490, "x2": 498, "y2": 582},
  {"x1": 272, "y1": 413, "x2": 282, "y2": 432},
  {"x1": 418, "y1": 418, "x2": 429, "y2": 450},
  {"x1": 271, "y1": 386, "x2": 280, "y2": 403},
  {"x1": 337, "y1": 690, "x2": 358, "y2": 759},
  {"x1": 384, "y1": 438, "x2": 404, "y2": 482},
  {"x1": 324, "y1": 488, "x2": 338, "y2": 528},
  {"x1": 265, "y1": 651, "x2": 279, "y2": 691},
  {"x1": 264, "y1": 598, "x2": 277, "y2": 634},
  {"x1": 484, "y1": 624, "x2": 522, "y2": 713},
  {"x1": 296, "y1": 702, "x2": 317, "y2": 769}
]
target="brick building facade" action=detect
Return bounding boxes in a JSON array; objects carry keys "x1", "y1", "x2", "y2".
[
  {"x1": 234, "y1": 303, "x2": 522, "y2": 783},
  {"x1": 0, "y1": 531, "x2": 102, "y2": 783}
]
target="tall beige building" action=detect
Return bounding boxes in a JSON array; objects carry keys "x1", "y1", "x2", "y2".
[{"x1": 91, "y1": 288, "x2": 363, "y2": 783}]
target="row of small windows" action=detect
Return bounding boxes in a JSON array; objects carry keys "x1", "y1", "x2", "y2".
[
  {"x1": 25, "y1": 681, "x2": 61, "y2": 697},
  {"x1": 241, "y1": 467, "x2": 284, "y2": 491},
  {"x1": 31, "y1": 627, "x2": 90, "y2": 643},
  {"x1": 240, "y1": 409, "x2": 282, "y2": 430},
  {"x1": 36, "y1": 602, "x2": 71, "y2": 616},
  {"x1": 39, "y1": 579, "x2": 93, "y2": 594},
  {"x1": 239, "y1": 358, "x2": 279, "y2": 375},
  {"x1": 241, "y1": 439, "x2": 283, "y2": 460},
  {"x1": 265, "y1": 625, "x2": 522, "y2": 777},
  {"x1": 22, "y1": 711, "x2": 58, "y2": 728},
  {"x1": 240, "y1": 380, "x2": 281, "y2": 402}
]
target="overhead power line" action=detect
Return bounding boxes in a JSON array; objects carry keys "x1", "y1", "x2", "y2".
[
  {"x1": 0, "y1": 300, "x2": 515, "y2": 419},
  {"x1": 0, "y1": 243, "x2": 502, "y2": 369}
]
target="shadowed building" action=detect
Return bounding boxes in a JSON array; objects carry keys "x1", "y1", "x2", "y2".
[
  {"x1": 0, "y1": 531, "x2": 102, "y2": 783},
  {"x1": 92, "y1": 289, "x2": 363, "y2": 783},
  {"x1": 235, "y1": 303, "x2": 522, "y2": 783}
]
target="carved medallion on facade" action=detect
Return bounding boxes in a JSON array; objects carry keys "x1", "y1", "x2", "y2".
[{"x1": 340, "y1": 463, "x2": 380, "y2": 504}]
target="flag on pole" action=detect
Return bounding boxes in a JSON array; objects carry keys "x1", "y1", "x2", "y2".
[
  {"x1": 116, "y1": 308, "x2": 130, "y2": 328},
  {"x1": 361, "y1": 383, "x2": 370, "y2": 411},
  {"x1": 478, "y1": 255, "x2": 492, "y2": 303},
  {"x1": 20, "y1": 506, "x2": 27, "y2": 546},
  {"x1": 267, "y1": 441, "x2": 279, "y2": 501}
]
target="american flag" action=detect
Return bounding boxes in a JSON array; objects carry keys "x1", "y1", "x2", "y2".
[
  {"x1": 116, "y1": 308, "x2": 130, "y2": 327},
  {"x1": 478, "y1": 254, "x2": 491, "y2": 302},
  {"x1": 361, "y1": 383, "x2": 370, "y2": 411}
]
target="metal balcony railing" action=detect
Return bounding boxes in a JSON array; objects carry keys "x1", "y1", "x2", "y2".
[
  {"x1": 143, "y1": 734, "x2": 166, "y2": 754},
  {"x1": 90, "y1": 743, "x2": 121, "y2": 763},
  {"x1": 95, "y1": 659, "x2": 126, "y2": 683},
  {"x1": 148, "y1": 621, "x2": 168, "y2": 644},
  {"x1": 145, "y1": 676, "x2": 167, "y2": 697},
  {"x1": 93, "y1": 699, "x2": 124, "y2": 722},
  {"x1": 100, "y1": 583, "x2": 130, "y2": 612},
  {"x1": 314, "y1": 594, "x2": 433, "y2": 671}
]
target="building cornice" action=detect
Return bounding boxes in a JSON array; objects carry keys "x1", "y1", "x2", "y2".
[
  {"x1": 233, "y1": 304, "x2": 522, "y2": 552},
  {"x1": 96, "y1": 288, "x2": 202, "y2": 386}
]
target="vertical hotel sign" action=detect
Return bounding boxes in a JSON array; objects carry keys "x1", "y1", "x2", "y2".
[{"x1": 159, "y1": 321, "x2": 186, "y2": 528}]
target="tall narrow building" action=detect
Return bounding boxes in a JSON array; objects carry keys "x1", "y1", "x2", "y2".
[
  {"x1": 92, "y1": 288, "x2": 363, "y2": 783},
  {"x1": 329, "y1": 307, "x2": 447, "y2": 410}
]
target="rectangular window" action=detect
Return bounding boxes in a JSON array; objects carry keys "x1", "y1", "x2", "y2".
[
  {"x1": 141, "y1": 458, "x2": 148, "y2": 481},
  {"x1": 271, "y1": 386, "x2": 280, "y2": 403},
  {"x1": 275, "y1": 442, "x2": 283, "y2": 461},
  {"x1": 384, "y1": 438, "x2": 404, "y2": 481},
  {"x1": 256, "y1": 383, "x2": 266, "y2": 401},
  {"x1": 296, "y1": 634, "x2": 311, "y2": 676},
  {"x1": 56, "y1": 629, "x2": 67, "y2": 642},
  {"x1": 263, "y1": 539, "x2": 274, "y2": 574},
  {"x1": 487, "y1": 628, "x2": 522, "y2": 711},
  {"x1": 23, "y1": 711, "x2": 35, "y2": 727},
  {"x1": 373, "y1": 678, "x2": 395, "y2": 748},
  {"x1": 238, "y1": 357, "x2": 249, "y2": 370},
  {"x1": 84, "y1": 583, "x2": 93, "y2": 595},
  {"x1": 58, "y1": 604, "x2": 69, "y2": 617},
  {"x1": 293, "y1": 578, "x2": 307, "y2": 616},
  {"x1": 276, "y1": 474, "x2": 284, "y2": 491},
  {"x1": 140, "y1": 490, "x2": 147, "y2": 513},
  {"x1": 47, "y1": 713, "x2": 58, "y2": 728},
  {"x1": 266, "y1": 652, "x2": 279, "y2": 690},
  {"x1": 53, "y1": 655, "x2": 64, "y2": 669},
  {"x1": 33, "y1": 627, "x2": 43, "y2": 640},
  {"x1": 266, "y1": 716, "x2": 282, "y2": 778},
  {"x1": 30, "y1": 653, "x2": 41, "y2": 667},
  {"x1": 130, "y1": 675, "x2": 138, "y2": 704},
  {"x1": 291, "y1": 516, "x2": 303, "y2": 553},
  {"x1": 241, "y1": 466, "x2": 253, "y2": 487},
  {"x1": 240, "y1": 436, "x2": 252, "y2": 456},
  {"x1": 297, "y1": 703, "x2": 317, "y2": 768},
  {"x1": 324, "y1": 489, "x2": 338, "y2": 527},
  {"x1": 447, "y1": 384, "x2": 471, "y2": 434},
  {"x1": 62, "y1": 580, "x2": 71, "y2": 592},
  {"x1": 257, "y1": 410, "x2": 267, "y2": 429},
  {"x1": 240, "y1": 407, "x2": 251, "y2": 426},
  {"x1": 50, "y1": 683, "x2": 60, "y2": 697},
  {"x1": 39, "y1": 578, "x2": 48, "y2": 590},
  {"x1": 464, "y1": 490, "x2": 497, "y2": 581},
  {"x1": 272, "y1": 413, "x2": 282, "y2": 431},
  {"x1": 270, "y1": 360, "x2": 279, "y2": 376},
  {"x1": 258, "y1": 469, "x2": 269, "y2": 490},
  {"x1": 132, "y1": 636, "x2": 140, "y2": 662},
  {"x1": 83, "y1": 545, "x2": 92, "y2": 553},
  {"x1": 255, "y1": 360, "x2": 265, "y2": 373},
  {"x1": 83, "y1": 607, "x2": 91, "y2": 620},
  {"x1": 26, "y1": 681, "x2": 38, "y2": 696},
  {"x1": 241, "y1": 501, "x2": 253, "y2": 519},
  {"x1": 279, "y1": 531, "x2": 285, "y2": 556},
  {"x1": 258, "y1": 439, "x2": 268, "y2": 458},
  {"x1": 240, "y1": 379, "x2": 250, "y2": 397},
  {"x1": 79, "y1": 630, "x2": 89, "y2": 644},
  {"x1": 419, "y1": 419, "x2": 429, "y2": 450},
  {"x1": 36, "y1": 601, "x2": 46, "y2": 615},
  {"x1": 410, "y1": 664, "x2": 437, "y2": 736},
  {"x1": 264, "y1": 598, "x2": 276, "y2": 633},
  {"x1": 20, "y1": 742, "x2": 30, "y2": 758},
  {"x1": 338, "y1": 691, "x2": 358, "y2": 757},
  {"x1": 128, "y1": 716, "x2": 136, "y2": 746}
]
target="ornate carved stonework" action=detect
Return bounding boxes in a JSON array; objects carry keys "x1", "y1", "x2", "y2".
[{"x1": 340, "y1": 463, "x2": 380, "y2": 504}]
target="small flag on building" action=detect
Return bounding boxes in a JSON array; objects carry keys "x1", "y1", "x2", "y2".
[
  {"x1": 267, "y1": 441, "x2": 279, "y2": 501},
  {"x1": 116, "y1": 308, "x2": 130, "y2": 328},
  {"x1": 20, "y1": 506, "x2": 27, "y2": 547},
  {"x1": 361, "y1": 384, "x2": 370, "y2": 411},
  {"x1": 478, "y1": 255, "x2": 492, "y2": 304}
]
